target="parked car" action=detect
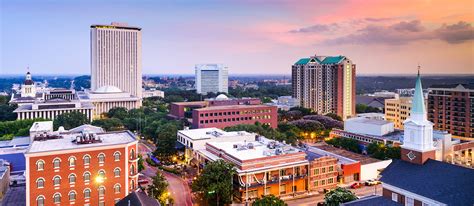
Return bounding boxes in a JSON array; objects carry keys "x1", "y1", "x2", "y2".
[
  {"x1": 350, "y1": 182, "x2": 363, "y2": 189},
  {"x1": 365, "y1": 179, "x2": 381, "y2": 186}
]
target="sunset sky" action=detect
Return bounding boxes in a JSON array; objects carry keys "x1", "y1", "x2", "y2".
[{"x1": 1, "y1": 0, "x2": 473, "y2": 75}]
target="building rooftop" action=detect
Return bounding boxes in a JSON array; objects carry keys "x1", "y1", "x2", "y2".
[
  {"x1": 429, "y1": 83, "x2": 474, "y2": 90},
  {"x1": 14, "y1": 100, "x2": 94, "y2": 112},
  {"x1": 311, "y1": 143, "x2": 381, "y2": 165},
  {"x1": 346, "y1": 117, "x2": 392, "y2": 126},
  {"x1": 178, "y1": 128, "x2": 254, "y2": 141},
  {"x1": 115, "y1": 189, "x2": 160, "y2": 206},
  {"x1": 29, "y1": 121, "x2": 53, "y2": 133},
  {"x1": 26, "y1": 130, "x2": 137, "y2": 154},
  {"x1": 381, "y1": 159, "x2": 474, "y2": 205},
  {"x1": 206, "y1": 137, "x2": 303, "y2": 161},
  {"x1": 194, "y1": 104, "x2": 274, "y2": 111},
  {"x1": 342, "y1": 195, "x2": 402, "y2": 206}
]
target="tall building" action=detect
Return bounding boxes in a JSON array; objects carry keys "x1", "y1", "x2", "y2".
[
  {"x1": 195, "y1": 64, "x2": 228, "y2": 94},
  {"x1": 91, "y1": 23, "x2": 142, "y2": 99},
  {"x1": 25, "y1": 127, "x2": 139, "y2": 206},
  {"x1": 385, "y1": 97, "x2": 413, "y2": 129},
  {"x1": 292, "y1": 54, "x2": 355, "y2": 120},
  {"x1": 427, "y1": 84, "x2": 473, "y2": 138}
]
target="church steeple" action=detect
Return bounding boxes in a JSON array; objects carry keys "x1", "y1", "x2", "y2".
[{"x1": 410, "y1": 65, "x2": 426, "y2": 122}]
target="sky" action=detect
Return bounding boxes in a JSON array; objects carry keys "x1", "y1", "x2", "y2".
[{"x1": 1, "y1": 0, "x2": 473, "y2": 75}]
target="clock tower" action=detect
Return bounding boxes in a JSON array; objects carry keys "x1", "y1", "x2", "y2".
[{"x1": 401, "y1": 68, "x2": 436, "y2": 165}]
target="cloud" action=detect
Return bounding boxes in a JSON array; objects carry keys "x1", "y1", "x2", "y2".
[
  {"x1": 435, "y1": 21, "x2": 474, "y2": 44},
  {"x1": 364, "y1": 17, "x2": 396, "y2": 22},
  {"x1": 320, "y1": 20, "x2": 473, "y2": 45},
  {"x1": 289, "y1": 23, "x2": 338, "y2": 33}
]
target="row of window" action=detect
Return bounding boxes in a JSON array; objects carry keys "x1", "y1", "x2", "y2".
[
  {"x1": 36, "y1": 185, "x2": 120, "y2": 206},
  {"x1": 313, "y1": 177, "x2": 335, "y2": 187},
  {"x1": 313, "y1": 166, "x2": 334, "y2": 175},
  {"x1": 36, "y1": 149, "x2": 136, "y2": 171},
  {"x1": 199, "y1": 109, "x2": 273, "y2": 117},
  {"x1": 199, "y1": 115, "x2": 272, "y2": 124},
  {"x1": 35, "y1": 168, "x2": 127, "y2": 188}
]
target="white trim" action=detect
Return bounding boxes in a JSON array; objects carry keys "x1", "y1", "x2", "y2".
[
  {"x1": 98, "y1": 186, "x2": 106, "y2": 197},
  {"x1": 383, "y1": 183, "x2": 446, "y2": 206},
  {"x1": 25, "y1": 140, "x2": 138, "y2": 157},
  {"x1": 36, "y1": 177, "x2": 45, "y2": 189},
  {"x1": 83, "y1": 171, "x2": 91, "y2": 182},
  {"x1": 68, "y1": 190, "x2": 77, "y2": 201},
  {"x1": 125, "y1": 145, "x2": 129, "y2": 194},
  {"x1": 114, "y1": 183, "x2": 122, "y2": 193},
  {"x1": 98, "y1": 169, "x2": 106, "y2": 177},
  {"x1": 36, "y1": 159, "x2": 45, "y2": 171},
  {"x1": 68, "y1": 173, "x2": 77, "y2": 184},
  {"x1": 53, "y1": 157, "x2": 61, "y2": 169},
  {"x1": 83, "y1": 188, "x2": 91, "y2": 199},
  {"x1": 68, "y1": 156, "x2": 77, "y2": 167},
  {"x1": 26, "y1": 156, "x2": 30, "y2": 206},
  {"x1": 114, "y1": 151, "x2": 122, "y2": 161},
  {"x1": 98, "y1": 153, "x2": 106, "y2": 164},
  {"x1": 53, "y1": 175, "x2": 62, "y2": 186},
  {"x1": 53, "y1": 192, "x2": 62, "y2": 203},
  {"x1": 114, "y1": 167, "x2": 121, "y2": 177}
]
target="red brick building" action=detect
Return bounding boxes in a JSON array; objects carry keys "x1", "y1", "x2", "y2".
[{"x1": 25, "y1": 129, "x2": 139, "y2": 206}]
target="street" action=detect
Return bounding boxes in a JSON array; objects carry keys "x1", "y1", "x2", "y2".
[{"x1": 139, "y1": 142, "x2": 193, "y2": 206}]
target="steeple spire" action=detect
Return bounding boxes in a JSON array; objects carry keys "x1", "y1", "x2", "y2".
[{"x1": 410, "y1": 66, "x2": 426, "y2": 120}]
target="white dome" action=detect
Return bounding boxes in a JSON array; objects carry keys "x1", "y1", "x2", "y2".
[
  {"x1": 215, "y1": 94, "x2": 229, "y2": 100},
  {"x1": 94, "y1": 85, "x2": 123, "y2": 93}
]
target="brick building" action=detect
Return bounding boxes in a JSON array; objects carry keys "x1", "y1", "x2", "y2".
[
  {"x1": 427, "y1": 84, "x2": 473, "y2": 138},
  {"x1": 25, "y1": 128, "x2": 139, "y2": 206}
]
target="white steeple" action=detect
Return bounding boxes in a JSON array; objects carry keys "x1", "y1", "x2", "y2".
[{"x1": 402, "y1": 68, "x2": 434, "y2": 152}]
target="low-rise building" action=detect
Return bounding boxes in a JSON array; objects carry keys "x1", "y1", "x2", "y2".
[
  {"x1": 25, "y1": 125, "x2": 139, "y2": 206},
  {"x1": 265, "y1": 96, "x2": 300, "y2": 111},
  {"x1": 195, "y1": 137, "x2": 338, "y2": 202},
  {"x1": 142, "y1": 89, "x2": 164, "y2": 98},
  {"x1": 14, "y1": 98, "x2": 94, "y2": 121}
]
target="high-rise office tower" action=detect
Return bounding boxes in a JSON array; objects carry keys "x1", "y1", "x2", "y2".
[
  {"x1": 90, "y1": 22, "x2": 142, "y2": 100},
  {"x1": 292, "y1": 54, "x2": 355, "y2": 120},
  {"x1": 195, "y1": 64, "x2": 228, "y2": 94}
]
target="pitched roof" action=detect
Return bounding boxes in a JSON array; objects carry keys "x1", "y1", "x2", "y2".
[
  {"x1": 410, "y1": 72, "x2": 426, "y2": 115},
  {"x1": 115, "y1": 189, "x2": 160, "y2": 206},
  {"x1": 321, "y1": 55, "x2": 345, "y2": 64},
  {"x1": 342, "y1": 195, "x2": 402, "y2": 206},
  {"x1": 380, "y1": 159, "x2": 474, "y2": 205}
]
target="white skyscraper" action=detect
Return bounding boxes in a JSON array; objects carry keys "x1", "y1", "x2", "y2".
[
  {"x1": 195, "y1": 64, "x2": 228, "y2": 94},
  {"x1": 90, "y1": 22, "x2": 142, "y2": 100}
]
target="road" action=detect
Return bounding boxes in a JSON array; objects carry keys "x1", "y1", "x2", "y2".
[
  {"x1": 139, "y1": 141, "x2": 193, "y2": 206},
  {"x1": 285, "y1": 184, "x2": 383, "y2": 206}
]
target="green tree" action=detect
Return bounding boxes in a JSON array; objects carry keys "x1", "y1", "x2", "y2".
[
  {"x1": 138, "y1": 154, "x2": 145, "y2": 172},
  {"x1": 252, "y1": 195, "x2": 287, "y2": 206},
  {"x1": 53, "y1": 111, "x2": 88, "y2": 130},
  {"x1": 147, "y1": 171, "x2": 171, "y2": 205},
  {"x1": 324, "y1": 187, "x2": 358, "y2": 206},
  {"x1": 0, "y1": 119, "x2": 41, "y2": 140},
  {"x1": 91, "y1": 118, "x2": 123, "y2": 131},
  {"x1": 153, "y1": 123, "x2": 179, "y2": 160},
  {"x1": 325, "y1": 113, "x2": 342, "y2": 121},
  {"x1": 192, "y1": 160, "x2": 236, "y2": 206},
  {"x1": 0, "y1": 95, "x2": 17, "y2": 121},
  {"x1": 107, "y1": 107, "x2": 128, "y2": 120}
]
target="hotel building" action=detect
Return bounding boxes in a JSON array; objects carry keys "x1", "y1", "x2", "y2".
[
  {"x1": 91, "y1": 23, "x2": 142, "y2": 99},
  {"x1": 427, "y1": 84, "x2": 473, "y2": 138},
  {"x1": 25, "y1": 127, "x2": 139, "y2": 206},
  {"x1": 385, "y1": 97, "x2": 413, "y2": 129},
  {"x1": 195, "y1": 137, "x2": 338, "y2": 202},
  {"x1": 195, "y1": 64, "x2": 228, "y2": 94},
  {"x1": 292, "y1": 54, "x2": 355, "y2": 120}
]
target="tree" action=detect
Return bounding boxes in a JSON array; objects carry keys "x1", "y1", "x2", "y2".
[
  {"x1": 147, "y1": 171, "x2": 171, "y2": 205},
  {"x1": 53, "y1": 111, "x2": 88, "y2": 130},
  {"x1": 107, "y1": 107, "x2": 128, "y2": 120},
  {"x1": 91, "y1": 118, "x2": 123, "y2": 131},
  {"x1": 138, "y1": 154, "x2": 145, "y2": 172},
  {"x1": 356, "y1": 104, "x2": 381, "y2": 113},
  {"x1": 0, "y1": 96, "x2": 17, "y2": 121},
  {"x1": 153, "y1": 123, "x2": 179, "y2": 160},
  {"x1": 252, "y1": 195, "x2": 287, "y2": 206},
  {"x1": 192, "y1": 160, "x2": 236, "y2": 206},
  {"x1": 324, "y1": 187, "x2": 358, "y2": 206},
  {"x1": 0, "y1": 119, "x2": 39, "y2": 140},
  {"x1": 325, "y1": 113, "x2": 342, "y2": 121},
  {"x1": 367, "y1": 142, "x2": 401, "y2": 160}
]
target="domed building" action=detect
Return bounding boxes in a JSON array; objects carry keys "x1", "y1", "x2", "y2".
[{"x1": 77, "y1": 85, "x2": 141, "y2": 119}]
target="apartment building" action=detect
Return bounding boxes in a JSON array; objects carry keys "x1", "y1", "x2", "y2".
[
  {"x1": 25, "y1": 127, "x2": 139, "y2": 206},
  {"x1": 385, "y1": 97, "x2": 413, "y2": 129}
]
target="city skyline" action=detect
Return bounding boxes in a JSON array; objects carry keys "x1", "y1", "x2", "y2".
[{"x1": 1, "y1": 0, "x2": 473, "y2": 75}]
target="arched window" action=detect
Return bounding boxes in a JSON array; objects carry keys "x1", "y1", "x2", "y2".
[
  {"x1": 114, "y1": 184, "x2": 121, "y2": 193},
  {"x1": 84, "y1": 188, "x2": 91, "y2": 199},
  {"x1": 83, "y1": 172, "x2": 91, "y2": 182},
  {"x1": 130, "y1": 149, "x2": 136, "y2": 159},
  {"x1": 36, "y1": 160, "x2": 45, "y2": 171},
  {"x1": 36, "y1": 195, "x2": 45, "y2": 206},
  {"x1": 69, "y1": 174, "x2": 76, "y2": 184},
  {"x1": 131, "y1": 179, "x2": 135, "y2": 189},
  {"x1": 114, "y1": 168, "x2": 121, "y2": 177},
  {"x1": 36, "y1": 178, "x2": 45, "y2": 188},
  {"x1": 98, "y1": 186, "x2": 105, "y2": 197},
  {"x1": 83, "y1": 155, "x2": 91, "y2": 165},
  {"x1": 53, "y1": 193, "x2": 61, "y2": 203},
  {"x1": 98, "y1": 153, "x2": 105, "y2": 164},
  {"x1": 130, "y1": 164, "x2": 136, "y2": 175},
  {"x1": 53, "y1": 176, "x2": 61, "y2": 186},
  {"x1": 114, "y1": 151, "x2": 121, "y2": 161},
  {"x1": 69, "y1": 191, "x2": 76, "y2": 201},
  {"x1": 98, "y1": 170, "x2": 106, "y2": 178},
  {"x1": 53, "y1": 158, "x2": 61, "y2": 169},
  {"x1": 69, "y1": 156, "x2": 76, "y2": 167}
]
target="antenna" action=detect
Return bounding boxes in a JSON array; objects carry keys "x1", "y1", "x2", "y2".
[{"x1": 417, "y1": 64, "x2": 421, "y2": 76}]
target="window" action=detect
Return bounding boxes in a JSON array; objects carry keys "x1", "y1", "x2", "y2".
[
  {"x1": 328, "y1": 178, "x2": 334, "y2": 184},
  {"x1": 322, "y1": 167, "x2": 326, "y2": 173},
  {"x1": 392, "y1": 193, "x2": 398, "y2": 202},
  {"x1": 53, "y1": 193, "x2": 61, "y2": 203},
  {"x1": 279, "y1": 184, "x2": 286, "y2": 194},
  {"x1": 36, "y1": 178, "x2": 45, "y2": 188},
  {"x1": 329, "y1": 166, "x2": 334, "y2": 172},
  {"x1": 36, "y1": 195, "x2": 45, "y2": 206},
  {"x1": 53, "y1": 176, "x2": 61, "y2": 186},
  {"x1": 99, "y1": 201, "x2": 105, "y2": 206},
  {"x1": 321, "y1": 180, "x2": 326, "y2": 185},
  {"x1": 130, "y1": 149, "x2": 136, "y2": 159},
  {"x1": 53, "y1": 158, "x2": 61, "y2": 169},
  {"x1": 130, "y1": 165, "x2": 136, "y2": 175},
  {"x1": 69, "y1": 156, "x2": 76, "y2": 167},
  {"x1": 405, "y1": 197, "x2": 414, "y2": 206},
  {"x1": 131, "y1": 179, "x2": 135, "y2": 189},
  {"x1": 69, "y1": 191, "x2": 76, "y2": 201},
  {"x1": 98, "y1": 153, "x2": 105, "y2": 164},
  {"x1": 69, "y1": 174, "x2": 76, "y2": 184},
  {"x1": 84, "y1": 188, "x2": 91, "y2": 199},
  {"x1": 114, "y1": 184, "x2": 121, "y2": 193},
  {"x1": 83, "y1": 155, "x2": 91, "y2": 165},
  {"x1": 313, "y1": 181, "x2": 318, "y2": 187},
  {"x1": 114, "y1": 152, "x2": 121, "y2": 161},
  {"x1": 36, "y1": 160, "x2": 45, "y2": 171},
  {"x1": 99, "y1": 186, "x2": 105, "y2": 196},
  {"x1": 114, "y1": 168, "x2": 121, "y2": 177},
  {"x1": 99, "y1": 170, "x2": 106, "y2": 178},
  {"x1": 84, "y1": 172, "x2": 91, "y2": 182},
  {"x1": 314, "y1": 169, "x2": 319, "y2": 175}
]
